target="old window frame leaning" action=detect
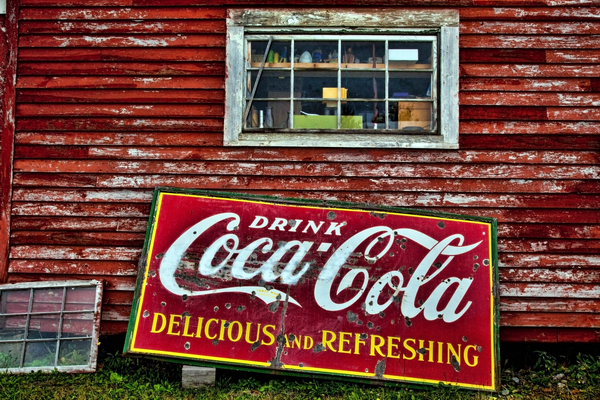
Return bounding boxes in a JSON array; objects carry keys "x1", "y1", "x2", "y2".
[
  {"x1": 0, "y1": 280, "x2": 103, "y2": 373},
  {"x1": 225, "y1": 9, "x2": 459, "y2": 148}
]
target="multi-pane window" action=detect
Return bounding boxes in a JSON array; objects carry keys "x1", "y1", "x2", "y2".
[
  {"x1": 0, "y1": 280, "x2": 102, "y2": 373},
  {"x1": 244, "y1": 35, "x2": 437, "y2": 133},
  {"x1": 225, "y1": 9, "x2": 458, "y2": 148}
]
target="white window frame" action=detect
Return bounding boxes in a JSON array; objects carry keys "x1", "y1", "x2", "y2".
[
  {"x1": 0, "y1": 280, "x2": 103, "y2": 373},
  {"x1": 225, "y1": 9, "x2": 458, "y2": 149}
]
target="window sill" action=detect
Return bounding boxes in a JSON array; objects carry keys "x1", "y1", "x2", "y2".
[{"x1": 225, "y1": 132, "x2": 458, "y2": 148}]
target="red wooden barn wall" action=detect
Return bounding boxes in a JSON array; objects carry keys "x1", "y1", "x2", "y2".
[{"x1": 3, "y1": 0, "x2": 600, "y2": 341}]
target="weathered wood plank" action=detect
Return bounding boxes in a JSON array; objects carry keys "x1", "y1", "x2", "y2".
[
  {"x1": 11, "y1": 188, "x2": 153, "y2": 202},
  {"x1": 13, "y1": 174, "x2": 600, "y2": 195},
  {"x1": 103, "y1": 290, "x2": 133, "y2": 306},
  {"x1": 17, "y1": 76, "x2": 224, "y2": 89},
  {"x1": 500, "y1": 254, "x2": 600, "y2": 268},
  {"x1": 18, "y1": 62, "x2": 225, "y2": 76},
  {"x1": 461, "y1": 21, "x2": 600, "y2": 35},
  {"x1": 17, "y1": 89, "x2": 225, "y2": 103},
  {"x1": 17, "y1": 118, "x2": 223, "y2": 132},
  {"x1": 19, "y1": 7, "x2": 226, "y2": 20},
  {"x1": 501, "y1": 298, "x2": 600, "y2": 313},
  {"x1": 11, "y1": 231, "x2": 145, "y2": 246},
  {"x1": 11, "y1": 173, "x2": 600, "y2": 199},
  {"x1": 16, "y1": 104, "x2": 224, "y2": 118},
  {"x1": 460, "y1": 92, "x2": 600, "y2": 107},
  {"x1": 19, "y1": 34, "x2": 225, "y2": 48},
  {"x1": 20, "y1": 20, "x2": 226, "y2": 34},
  {"x1": 461, "y1": 35, "x2": 600, "y2": 49},
  {"x1": 101, "y1": 321, "x2": 129, "y2": 335},
  {"x1": 18, "y1": 48, "x2": 225, "y2": 62},
  {"x1": 461, "y1": 134, "x2": 600, "y2": 150},
  {"x1": 461, "y1": 106, "x2": 547, "y2": 120},
  {"x1": 7, "y1": 273, "x2": 135, "y2": 291},
  {"x1": 461, "y1": 64, "x2": 600, "y2": 77},
  {"x1": 500, "y1": 268, "x2": 600, "y2": 283},
  {"x1": 500, "y1": 312, "x2": 600, "y2": 328},
  {"x1": 460, "y1": 106, "x2": 600, "y2": 121},
  {"x1": 19, "y1": 0, "x2": 471, "y2": 7},
  {"x1": 8, "y1": 259, "x2": 137, "y2": 275},
  {"x1": 18, "y1": 177, "x2": 600, "y2": 208},
  {"x1": 460, "y1": 49, "x2": 546, "y2": 63},
  {"x1": 14, "y1": 145, "x2": 600, "y2": 165},
  {"x1": 13, "y1": 160, "x2": 600, "y2": 180},
  {"x1": 557, "y1": 329, "x2": 600, "y2": 342},
  {"x1": 437, "y1": 208, "x2": 600, "y2": 224},
  {"x1": 460, "y1": 78, "x2": 593, "y2": 92},
  {"x1": 11, "y1": 216, "x2": 148, "y2": 232},
  {"x1": 8, "y1": 189, "x2": 600, "y2": 222},
  {"x1": 499, "y1": 224, "x2": 600, "y2": 239},
  {"x1": 460, "y1": 7, "x2": 600, "y2": 21},
  {"x1": 500, "y1": 328, "x2": 558, "y2": 343},
  {"x1": 11, "y1": 202, "x2": 150, "y2": 217},
  {"x1": 101, "y1": 304, "x2": 132, "y2": 321},
  {"x1": 461, "y1": 121, "x2": 600, "y2": 134},
  {"x1": 500, "y1": 283, "x2": 600, "y2": 299},
  {"x1": 547, "y1": 50, "x2": 600, "y2": 63},
  {"x1": 500, "y1": 328, "x2": 600, "y2": 343},
  {"x1": 9, "y1": 245, "x2": 140, "y2": 260},
  {"x1": 500, "y1": 240, "x2": 600, "y2": 254},
  {"x1": 15, "y1": 133, "x2": 220, "y2": 146},
  {"x1": 547, "y1": 107, "x2": 600, "y2": 121}
]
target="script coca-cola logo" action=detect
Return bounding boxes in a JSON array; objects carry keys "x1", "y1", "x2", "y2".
[{"x1": 159, "y1": 212, "x2": 483, "y2": 324}]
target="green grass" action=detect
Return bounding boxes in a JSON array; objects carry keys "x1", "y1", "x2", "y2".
[{"x1": 0, "y1": 345, "x2": 599, "y2": 399}]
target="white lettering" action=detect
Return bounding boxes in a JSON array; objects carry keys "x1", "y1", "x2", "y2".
[
  {"x1": 324, "y1": 222, "x2": 346, "y2": 236},
  {"x1": 268, "y1": 217, "x2": 288, "y2": 231},
  {"x1": 302, "y1": 220, "x2": 324, "y2": 234},
  {"x1": 249, "y1": 215, "x2": 269, "y2": 229}
]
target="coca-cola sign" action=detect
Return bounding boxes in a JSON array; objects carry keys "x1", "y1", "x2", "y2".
[{"x1": 125, "y1": 189, "x2": 499, "y2": 391}]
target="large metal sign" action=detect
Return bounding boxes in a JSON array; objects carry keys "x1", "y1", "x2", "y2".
[{"x1": 125, "y1": 188, "x2": 499, "y2": 391}]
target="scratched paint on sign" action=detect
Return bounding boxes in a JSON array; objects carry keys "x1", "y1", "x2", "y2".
[{"x1": 125, "y1": 189, "x2": 499, "y2": 390}]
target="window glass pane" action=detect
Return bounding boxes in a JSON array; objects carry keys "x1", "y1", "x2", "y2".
[
  {"x1": 248, "y1": 40, "x2": 291, "y2": 66},
  {"x1": 32, "y1": 288, "x2": 63, "y2": 313},
  {"x1": 0, "y1": 342, "x2": 23, "y2": 368},
  {"x1": 58, "y1": 339, "x2": 91, "y2": 366},
  {"x1": 64, "y1": 287, "x2": 96, "y2": 312},
  {"x1": 0, "y1": 315, "x2": 27, "y2": 340},
  {"x1": 246, "y1": 100, "x2": 291, "y2": 129},
  {"x1": 352, "y1": 101, "x2": 385, "y2": 129},
  {"x1": 294, "y1": 41, "x2": 338, "y2": 65},
  {"x1": 341, "y1": 71, "x2": 384, "y2": 100},
  {"x1": 62, "y1": 312, "x2": 94, "y2": 338},
  {"x1": 249, "y1": 70, "x2": 291, "y2": 100},
  {"x1": 1, "y1": 290, "x2": 30, "y2": 314},
  {"x1": 29, "y1": 314, "x2": 60, "y2": 339},
  {"x1": 388, "y1": 41, "x2": 432, "y2": 66},
  {"x1": 24, "y1": 341, "x2": 57, "y2": 367},
  {"x1": 393, "y1": 101, "x2": 433, "y2": 131},
  {"x1": 341, "y1": 40, "x2": 385, "y2": 66},
  {"x1": 389, "y1": 72, "x2": 432, "y2": 99}
]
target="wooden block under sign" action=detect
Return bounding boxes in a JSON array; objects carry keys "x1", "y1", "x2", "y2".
[{"x1": 181, "y1": 366, "x2": 216, "y2": 388}]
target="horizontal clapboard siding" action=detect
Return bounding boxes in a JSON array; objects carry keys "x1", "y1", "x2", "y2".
[{"x1": 9, "y1": 1, "x2": 600, "y2": 341}]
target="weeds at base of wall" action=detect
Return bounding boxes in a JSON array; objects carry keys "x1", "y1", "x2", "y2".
[{"x1": 0, "y1": 341, "x2": 599, "y2": 399}]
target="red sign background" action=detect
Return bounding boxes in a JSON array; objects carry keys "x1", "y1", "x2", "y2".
[{"x1": 127, "y1": 191, "x2": 497, "y2": 390}]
